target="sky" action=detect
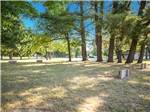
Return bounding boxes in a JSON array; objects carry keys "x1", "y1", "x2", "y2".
[
  {"x1": 21, "y1": 2, "x2": 45, "y2": 29},
  {"x1": 22, "y1": 1, "x2": 140, "y2": 30}
]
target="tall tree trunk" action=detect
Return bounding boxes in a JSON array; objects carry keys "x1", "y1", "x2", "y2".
[
  {"x1": 47, "y1": 52, "x2": 51, "y2": 60},
  {"x1": 75, "y1": 49, "x2": 78, "y2": 58},
  {"x1": 9, "y1": 55, "x2": 12, "y2": 60},
  {"x1": 137, "y1": 36, "x2": 147, "y2": 63},
  {"x1": 126, "y1": 38, "x2": 138, "y2": 63},
  {"x1": 137, "y1": 43, "x2": 145, "y2": 63},
  {"x1": 20, "y1": 56, "x2": 22, "y2": 60},
  {"x1": 1, "y1": 54, "x2": 3, "y2": 60},
  {"x1": 149, "y1": 51, "x2": 150, "y2": 59},
  {"x1": 115, "y1": 1, "x2": 131, "y2": 63},
  {"x1": 108, "y1": 37, "x2": 115, "y2": 62},
  {"x1": 94, "y1": 1, "x2": 103, "y2": 62},
  {"x1": 45, "y1": 50, "x2": 48, "y2": 60},
  {"x1": 145, "y1": 47, "x2": 148, "y2": 59},
  {"x1": 107, "y1": 1, "x2": 118, "y2": 62},
  {"x1": 122, "y1": 53, "x2": 125, "y2": 60},
  {"x1": 66, "y1": 34, "x2": 71, "y2": 62},
  {"x1": 80, "y1": 1, "x2": 87, "y2": 61},
  {"x1": 9, "y1": 51, "x2": 13, "y2": 60},
  {"x1": 126, "y1": 1, "x2": 146, "y2": 64},
  {"x1": 116, "y1": 50, "x2": 122, "y2": 63}
]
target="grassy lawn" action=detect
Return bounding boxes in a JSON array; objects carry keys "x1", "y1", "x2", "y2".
[{"x1": 1, "y1": 61, "x2": 150, "y2": 112}]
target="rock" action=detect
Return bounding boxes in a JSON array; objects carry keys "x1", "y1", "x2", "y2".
[
  {"x1": 119, "y1": 69, "x2": 129, "y2": 79},
  {"x1": 36, "y1": 60, "x2": 43, "y2": 63},
  {"x1": 9, "y1": 60, "x2": 17, "y2": 64}
]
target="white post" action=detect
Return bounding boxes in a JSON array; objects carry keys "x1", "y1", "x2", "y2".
[{"x1": 119, "y1": 69, "x2": 129, "y2": 79}]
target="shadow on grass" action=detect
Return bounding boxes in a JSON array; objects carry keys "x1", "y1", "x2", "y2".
[{"x1": 1, "y1": 62, "x2": 150, "y2": 112}]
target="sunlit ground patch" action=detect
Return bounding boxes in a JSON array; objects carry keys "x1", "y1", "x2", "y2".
[
  {"x1": 143, "y1": 76, "x2": 150, "y2": 81},
  {"x1": 84, "y1": 63, "x2": 112, "y2": 67},
  {"x1": 128, "y1": 80, "x2": 150, "y2": 86},
  {"x1": 67, "y1": 76, "x2": 98, "y2": 88},
  {"x1": 50, "y1": 86, "x2": 67, "y2": 98},
  {"x1": 21, "y1": 63, "x2": 57, "y2": 67},
  {"x1": 78, "y1": 96, "x2": 105, "y2": 112}
]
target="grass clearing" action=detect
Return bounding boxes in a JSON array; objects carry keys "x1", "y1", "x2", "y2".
[{"x1": 1, "y1": 61, "x2": 150, "y2": 112}]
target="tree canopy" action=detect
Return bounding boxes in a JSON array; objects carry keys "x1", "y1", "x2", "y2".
[{"x1": 1, "y1": 1, "x2": 150, "y2": 62}]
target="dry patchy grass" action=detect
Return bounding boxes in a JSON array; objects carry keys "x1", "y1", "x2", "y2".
[{"x1": 1, "y1": 61, "x2": 150, "y2": 112}]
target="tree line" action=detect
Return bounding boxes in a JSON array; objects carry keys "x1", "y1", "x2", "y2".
[{"x1": 1, "y1": 1, "x2": 150, "y2": 63}]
